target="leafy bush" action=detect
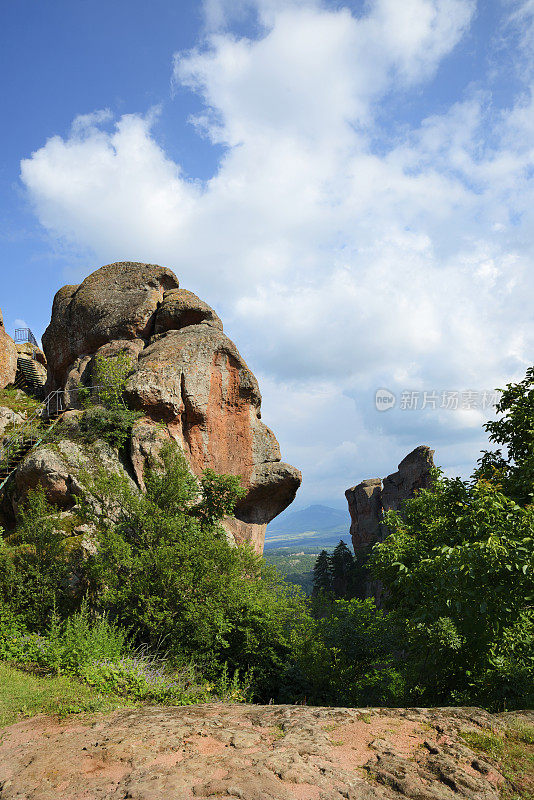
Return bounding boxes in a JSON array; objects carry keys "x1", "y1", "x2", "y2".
[
  {"x1": 0, "y1": 599, "x2": 251, "y2": 705},
  {"x1": 84, "y1": 444, "x2": 312, "y2": 700},
  {"x1": 299, "y1": 597, "x2": 405, "y2": 706},
  {"x1": 78, "y1": 406, "x2": 141, "y2": 450},
  {"x1": 82, "y1": 656, "x2": 250, "y2": 704},
  {"x1": 369, "y1": 473, "x2": 534, "y2": 709},
  {"x1": 0, "y1": 488, "x2": 77, "y2": 629},
  {"x1": 92, "y1": 352, "x2": 134, "y2": 410},
  {"x1": 0, "y1": 602, "x2": 128, "y2": 673},
  {"x1": 475, "y1": 365, "x2": 534, "y2": 506}
]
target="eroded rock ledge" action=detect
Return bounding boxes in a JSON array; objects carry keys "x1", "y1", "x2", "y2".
[
  {"x1": 41, "y1": 262, "x2": 301, "y2": 552},
  {"x1": 0, "y1": 703, "x2": 524, "y2": 800}
]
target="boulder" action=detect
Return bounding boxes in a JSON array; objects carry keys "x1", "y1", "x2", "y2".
[
  {"x1": 153, "y1": 288, "x2": 223, "y2": 335},
  {"x1": 0, "y1": 308, "x2": 17, "y2": 389},
  {"x1": 129, "y1": 418, "x2": 174, "y2": 491},
  {"x1": 42, "y1": 262, "x2": 179, "y2": 391},
  {"x1": 345, "y1": 446, "x2": 435, "y2": 553},
  {"x1": 1, "y1": 433, "x2": 137, "y2": 525},
  {"x1": 15, "y1": 341, "x2": 47, "y2": 368},
  {"x1": 41, "y1": 262, "x2": 301, "y2": 551},
  {"x1": 0, "y1": 406, "x2": 25, "y2": 438}
]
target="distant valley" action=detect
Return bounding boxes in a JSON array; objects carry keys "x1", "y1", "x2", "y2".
[{"x1": 264, "y1": 503, "x2": 351, "y2": 550}]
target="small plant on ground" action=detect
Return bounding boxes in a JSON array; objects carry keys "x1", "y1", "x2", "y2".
[
  {"x1": 0, "y1": 662, "x2": 127, "y2": 726},
  {"x1": 0, "y1": 387, "x2": 41, "y2": 415}
]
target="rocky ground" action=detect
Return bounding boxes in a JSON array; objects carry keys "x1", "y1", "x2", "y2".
[{"x1": 1, "y1": 702, "x2": 529, "y2": 800}]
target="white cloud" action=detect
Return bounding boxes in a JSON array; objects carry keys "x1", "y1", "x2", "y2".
[{"x1": 19, "y1": 0, "x2": 533, "y2": 506}]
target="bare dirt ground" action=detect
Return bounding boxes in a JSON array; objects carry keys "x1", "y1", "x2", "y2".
[{"x1": 0, "y1": 703, "x2": 523, "y2": 799}]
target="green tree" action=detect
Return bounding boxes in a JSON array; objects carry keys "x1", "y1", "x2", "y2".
[
  {"x1": 331, "y1": 540, "x2": 354, "y2": 598},
  {"x1": 299, "y1": 597, "x2": 405, "y2": 706},
  {"x1": 369, "y1": 472, "x2": 534, "y2": 708},
  {"x1": 475, "y1": 366, "x2": 534, "y2": 506},
  {"x1": 312, "y1": 550, "x2": 333, "y2": 597},
  {"x1": 0, "y1": 488, "x2": 77, "y2": 628},
  {"x1": 92, "y1": 352, "x2": 134, "y2": 410},
  {"x1": 85, "y1": 444, "x2": 310, "y2": 699}
]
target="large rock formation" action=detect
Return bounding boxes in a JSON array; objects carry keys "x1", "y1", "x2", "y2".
[
  {"x1": 0, "y1": 308, "x2": 17, "y2": 389},
  {"x1": 345, "y1": 445, "x2": 435, "y2": 553},
  {"x1": 42, "y1": 262, "x2": 301, "y2": 551},
  {"x1": 345, "y1": 446, "x2": 435, "y2": 603}
]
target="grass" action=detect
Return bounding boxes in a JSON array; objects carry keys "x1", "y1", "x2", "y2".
[
  {"x1": 0, "y1": 387, "x2": 41, "y2": 415},
  {"x1": 270, "y1": 724, "x2": 286, "y2": 740},
  {"x1": 0, "y1": 662, "x2": 128, "y2": 727},
  {"x1": 461, "y1": 719, "x2": 534, "y2": 800}
]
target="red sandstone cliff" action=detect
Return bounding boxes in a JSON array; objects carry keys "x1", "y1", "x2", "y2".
[{"x1": 41, "y1": 262, "x2": 301, "y2": 551}]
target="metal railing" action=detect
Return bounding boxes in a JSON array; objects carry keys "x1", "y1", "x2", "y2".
[
  {"x1": 14, "y1": 328, "x2": 39, "y2": 348},
  {"x1": 0, "y1": 386, "x2": 103, "y2": 487}
]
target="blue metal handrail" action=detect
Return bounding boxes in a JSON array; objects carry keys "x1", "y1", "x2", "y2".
[
  {"x1": 14, "y1": 328, "x2": 39, "y2": 348},
  {"x1": 0, "y1": 385, "x2": 103, "y2": 490}
]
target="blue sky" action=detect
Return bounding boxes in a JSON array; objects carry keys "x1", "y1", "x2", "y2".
[{"x1": 1, "y1": 0, "x2": 533, "y2": 510}]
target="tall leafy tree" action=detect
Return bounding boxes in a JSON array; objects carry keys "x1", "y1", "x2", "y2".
[
  {"x1": 85, "y1": 444, "x2": 310, "y2": 698},
  {"x1": 475, "y1": 366, "x2": 534, "y2": 506},
  {"x1": 369, "y1": 473, "x2": 534, "y2": 708}
]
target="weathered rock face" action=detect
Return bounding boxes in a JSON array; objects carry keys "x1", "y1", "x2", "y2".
[
  {"x1": 42, "y1": 262, "x2": 301, "y2": 551},
  {"x1": 43, "y1": 262, "x2": 179, "y2": 393},
  {"x1": 0, "y1": 703, "x2": 517, "y2": 800},
  {"x1": 0, "y1": 406, "x2": 25, "y2": 438},
  {"x1": 0, "y1": 416, "x2": 137, "y2": 526},
  {"x1": 0, "y1": 308, "x2": 17, "y2": 390},
  {"x1": 345, "y1": 445, "x2": 435, "y2": 554},
  {"x1": 15, "y1": 341, "x2": 47, "y2": 368}
]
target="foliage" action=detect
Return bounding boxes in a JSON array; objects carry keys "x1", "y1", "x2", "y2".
[
  {"x1": 92, "y1": 352, "x2": 134, "y2": 410},
  {"x1": 262, "y1": 548, "x2": 317, "y2": 595},
  {"x1": 0, "y1": 386, "x2": 41, "y2": 415},
  {"x1": 312, "y1": 550, "x2": 332, "y2": 597},
  {"x1": 0, "y1": 600, "x2": 251, "y2": 706},
  {"x1": 462, "y1": 720, "x2": 534, "y2": 800},
  {"x1": 312, "y1": 540, "x2": 367, "y2": 603},
  {"x1": 195, "y1": 468, "x2": 246, "y2": 527},
  {"x1": 84, "y1": 444, "x2": 311, "y2": 700},
  {"x1": 369, "y1": 472, "x2": 534, "y2": 708},
  {"x1": 475, "y1": 366, "x2": 534, "y2": 506},
  {"x1": 0, "y1": 488, "x2": 77, "y2": 629},
  {"x1": 330, "y1": 540, "x2": 355, "y2": 597},
  {"x1": 0, "y1": 600, "x2": 127, "y2": 671},
  {"x1": 0, "y1": 662, "x2": 126, "y2": 727},
  {"x1": 78, "y1": 406, "x2": 141, "y2": 451},
  {"x1": 73, "y1": 353, "x2": 140, "y2": 451},
  {"x1": 300, "y1": 597, "x2": 405, "y2": 706}
]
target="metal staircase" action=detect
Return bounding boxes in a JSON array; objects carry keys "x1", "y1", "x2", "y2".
[
  {"x1": 0, "y1": 391, "x2": 68, "y2": 490},
  {"x1": 15, "y1": 357, "x2": 46, "y2": 397},
  {"x1": 13, "y1": 328, "x2": 46, "y2": 398},
  {"x1": 0, "y1": 387, "x2": 102, "y2": 491}
]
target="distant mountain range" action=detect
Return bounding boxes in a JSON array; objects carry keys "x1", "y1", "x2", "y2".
[
  {"x1": 267, "y1": 504, "x2": 347, "y2": 534},
  {"x1": 264, "y1": 504, "x2": 351, "y2": 551}
]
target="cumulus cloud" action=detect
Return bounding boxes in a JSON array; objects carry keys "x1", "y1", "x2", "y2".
[{"x1": 19, "y1": 0, "x2": 534, "y2": 506}]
